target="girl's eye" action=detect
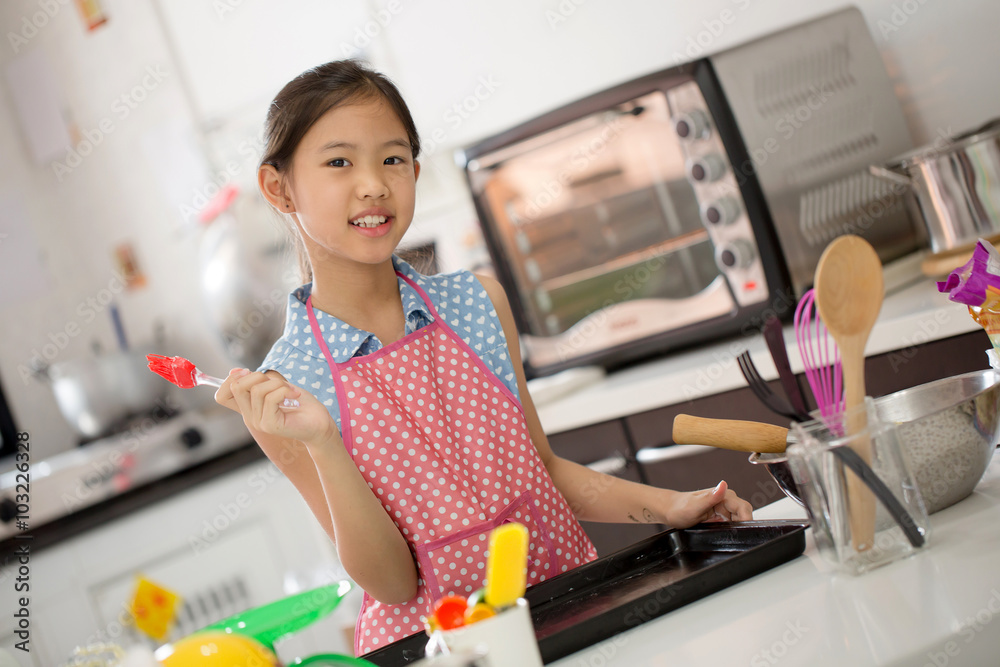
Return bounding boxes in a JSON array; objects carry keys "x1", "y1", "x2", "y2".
[
  {"x1": 384, "y1": 156, "x2": 406, "y2": 165},
  {"x1": 327, "y1": 158, "x2": 350, "y2": 167}
]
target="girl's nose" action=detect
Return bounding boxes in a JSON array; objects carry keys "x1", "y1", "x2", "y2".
[{"x1": 355, "y1": 164, "x2": 389, "y2": 199}]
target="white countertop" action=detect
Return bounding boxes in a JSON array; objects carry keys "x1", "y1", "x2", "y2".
[
  {"x1": 552, "y1": 453, "x2": 1000, "y2": 667},
  {"x1": 533, "y1": 268, "x2": 981, "y2": 435}
]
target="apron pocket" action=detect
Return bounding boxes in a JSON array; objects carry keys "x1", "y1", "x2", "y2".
[{"x1": 414, "y1": 491, "x2": 558, "y2": 604}]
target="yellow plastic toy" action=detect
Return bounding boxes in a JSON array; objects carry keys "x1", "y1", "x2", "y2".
[
  {"x1": 484, "y1": 523, "x2": 529, "y2": 609},
  {"x1": 159, "y1": 631, "x2": 278, "y2": 666},
  {"x1": 130, "y1": 576, "x2": 182, "y2": 642}
]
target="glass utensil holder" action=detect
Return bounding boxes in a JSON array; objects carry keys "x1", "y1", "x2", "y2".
[{"x1": 787, "y1": 398, "x2": 930, "y2": 575}]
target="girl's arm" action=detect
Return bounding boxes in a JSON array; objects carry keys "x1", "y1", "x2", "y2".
[
  {"x1": 216, "y1": 370, "x2": 419, "y2": 604},
  {"x1": 475, "y1": 275, "x2": 753, "y2": 528}
]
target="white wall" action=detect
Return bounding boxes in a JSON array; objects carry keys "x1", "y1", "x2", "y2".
[
  {"x1": 0, "y1": 0, "x2": 225, "y2": 461},
  {"x1": 0, "y1": 0, "x2": 997, "y2": 460},
  {"x1": 380, "y1": 0, "x2": 999, "y2": 149}
]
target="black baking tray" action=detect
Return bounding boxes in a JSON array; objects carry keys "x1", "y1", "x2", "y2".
[{"x1": 362, "y1": 520, "x2": 807, "y2": 665}]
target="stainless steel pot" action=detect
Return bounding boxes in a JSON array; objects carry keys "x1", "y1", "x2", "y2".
[
  {"x1": 40, "y1": 350, "x2": 167, "y2": 439},
  {"x1": 870, "y1": 118, "x2": 1000, "y2": 253}
]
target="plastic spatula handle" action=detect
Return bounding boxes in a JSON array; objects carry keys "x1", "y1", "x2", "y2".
[
  {"x1": 200, "y1": 581, "x2": 352, "y2": 649},
  {"x1": 484, "y1": 523, "x2": 529, "y2": 609}
]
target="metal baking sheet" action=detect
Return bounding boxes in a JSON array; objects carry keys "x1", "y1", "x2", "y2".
[
  {"x1": 363, "y1": 520, "x2": 808, "y2": 665},
  {"x1": 526, "y1": 519, "x2": 807, "y2": 662}
]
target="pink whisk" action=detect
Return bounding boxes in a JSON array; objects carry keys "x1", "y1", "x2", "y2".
[{"x1": 794, "y1": 289, "x2": 844, "y2": 419}]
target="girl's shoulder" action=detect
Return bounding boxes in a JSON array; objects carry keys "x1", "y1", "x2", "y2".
[
  {"x1": 255, "y1": 328, "x2": 327, "y2": 377},
  {"x1": 394, "y1": 255, "x2": 474, "y2": 287},
  {"x1": 257, "y1": 337, "x2": 340, "y2": 410},
  {"x1": 396, "y1": 259, "x2": 494, "y2": 314}
]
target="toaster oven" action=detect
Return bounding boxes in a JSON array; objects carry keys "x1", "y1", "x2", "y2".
[{"x1": 458, "y1": 7, "x2": 922, "y2": 377}]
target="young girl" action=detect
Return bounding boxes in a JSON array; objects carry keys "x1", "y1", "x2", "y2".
[{"x1": 215, "y1": 60, "x2": 752, "y2": 655}]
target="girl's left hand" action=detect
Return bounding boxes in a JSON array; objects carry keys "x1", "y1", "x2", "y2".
[{"x1": 667, "y1": 480, "x2": 753, "y2": 528}]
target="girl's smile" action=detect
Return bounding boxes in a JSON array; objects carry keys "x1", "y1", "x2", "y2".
[{"x1": 349, "y1": 205, "x2": 394, "y2": 237}]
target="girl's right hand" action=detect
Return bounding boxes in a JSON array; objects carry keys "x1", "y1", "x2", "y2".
[{"x1": 216, "y1": 369, "x2": 338, "y2": 446}]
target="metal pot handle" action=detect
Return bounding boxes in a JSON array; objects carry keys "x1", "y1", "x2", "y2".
[
  {"x1": 868, "y1": 165, "x2": 912, "y2": 188},
  {"x1": 951, "y1": 116, "x2": 1000, "y2": 143},
  {"x1": 635, "y1": 444, "x2": 712, "y2": 464},
  {"x1": 585, "y1": 452, "x2": 629, "y2": 475}
]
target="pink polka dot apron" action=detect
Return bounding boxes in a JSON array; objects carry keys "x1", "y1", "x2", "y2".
[{"x1": 306, "y1": 272, "x2": 597, "y2": 655}]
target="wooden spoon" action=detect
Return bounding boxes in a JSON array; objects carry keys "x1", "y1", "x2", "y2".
[{"x1": 814, "y1": 235, "x2": 884, "y2": 551}]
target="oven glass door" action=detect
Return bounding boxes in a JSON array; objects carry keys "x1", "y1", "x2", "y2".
[{"x1": 467, "y1": 89, "x2": 732, "y2": 345}]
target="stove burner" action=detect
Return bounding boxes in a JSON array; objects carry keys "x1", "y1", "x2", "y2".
[
  {"x1": 76, "y1": 400, "x2": 180, "y2": 447},
  {"x1": 0, "y1": 403, "x2": 251, "y2": 545}
]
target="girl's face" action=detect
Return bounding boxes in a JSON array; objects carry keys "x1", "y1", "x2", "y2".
[{"x1": 283, "y1": 98, "x2": 419, "y2": 269}]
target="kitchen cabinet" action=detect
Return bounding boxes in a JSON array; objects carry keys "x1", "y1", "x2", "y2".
[
  {"x1": 0, "y1": 458, "x2": 356, "y2": 666},
  {"x1": 547, "y1": 383, "x2": 800, "y2": 555},
  {"x1": 88, "y1": 520, "x2": 287, "y2": 641},
  {"x1": 860, "y1": 329, "x2": 990, "y2": 397},
  {"x1": 546, "y1": 421, "x2": 660, "y2": 556},
  {"x1": 626, "y1": 384, "x2": 789, "y2": 508}
]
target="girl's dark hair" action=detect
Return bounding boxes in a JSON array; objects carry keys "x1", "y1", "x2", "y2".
[
  {"x1": 261, "y1": 59, "x2": 420, "y2": 172},
  {"x1": 259, "y1": 60, "x2": 421, "y2": 282}
]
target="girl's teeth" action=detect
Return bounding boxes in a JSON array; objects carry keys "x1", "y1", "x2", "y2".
[{"x1": 352, "y1": 215, "x2": 387, "y2": 228}]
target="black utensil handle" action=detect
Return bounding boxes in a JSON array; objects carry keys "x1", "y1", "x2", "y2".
[
  {"x1": 737, "y1": 352, "x2": 799, "y2": 421},
  {"x1": 763, "y1": 318, "x2": 810, "y2": 419},
  {"x1": 833, "y1": 446, "x2": 925, "y2": 548}
]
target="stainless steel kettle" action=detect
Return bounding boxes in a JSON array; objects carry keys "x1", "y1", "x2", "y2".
[{"x1": 197, "y1": 185, "x2": 299, "y2": 369}]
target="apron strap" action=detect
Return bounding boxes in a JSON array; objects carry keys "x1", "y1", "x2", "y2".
[
  {"x1": 304, "y1": 268, "x2": 479, "y2": 456},
  {"x1": 305, "y1": 294, "x2": 354, "y2": 456},
  {"x1": 305, "y1": 271, "x2": 437, "y2": 365},
  {"x1": 305, "y1": 294, "x2": 338, "y2": 371},
  {"x1": 396, "y1": 270, "x2": 443, "y2": 321}
]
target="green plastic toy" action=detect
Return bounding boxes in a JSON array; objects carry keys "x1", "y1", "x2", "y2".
[{"x1": 197, "y1": 580, "x2": 375, "y2": 666}]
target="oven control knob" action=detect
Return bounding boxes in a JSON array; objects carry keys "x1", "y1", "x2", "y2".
[
  {"x1": 701, "y1": 196, "x2": 741, "y2": 226},
  {"x1": 515, "y1": 230, "x2": 532, "y2": 254},
  {"x1": 717, "y1": 239, "x2": 757, "y2": 270},
  {"x1": 673, "y1": 110, "x2": 711, "y2": 141},
  {"x1": 0, "y1": 497, "x2": 18, "y2": 524},
  {"x1": 524, "y1": 258, "x2": 542, "y2": 284},
  {"x1": 180, "y1": 427, "x2": 204, "y2": 449},
  {"x1": 687, "y1": 154, "x2": 727, "y2": 183}
]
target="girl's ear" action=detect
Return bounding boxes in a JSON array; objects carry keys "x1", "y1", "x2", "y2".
[
  {"x1": 413, "y1": 160, "x2": 420, "y2": 183},
  {"x1": 259, "y1": 163, "x2": 294, "y2": 212}
]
